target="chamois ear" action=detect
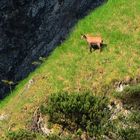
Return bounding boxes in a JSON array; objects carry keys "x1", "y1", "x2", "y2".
[{"x1": 81, "y1": 34, "x2": 86, "y2": 39}]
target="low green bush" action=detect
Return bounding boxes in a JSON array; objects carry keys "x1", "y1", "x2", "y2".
[
  {"x1": 41, "y1": 92, "x2": 111, "y2": 137},
  {"x1": 114, "y1": 84, "x2": 140, "y2": 100},
  {"x1": 118, "y1": 128, "x2": 140, "y2": 140},
  {"x1": 47, "y1": 134, "x2": 72, "y2": 140},
  {"x1": 6, "y1": 129, "x2": 37, "y2": 140},
  {"x1": 47, "y1": 134, "x2": 61, "y2": 140},
  {"x1": 129, "y1": 111, "x2": 140, "y2": 124}
]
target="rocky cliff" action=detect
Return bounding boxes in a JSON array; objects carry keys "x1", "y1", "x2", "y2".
[{"x1": 0, "y1": 0, "x2": 105, "y2": 99}]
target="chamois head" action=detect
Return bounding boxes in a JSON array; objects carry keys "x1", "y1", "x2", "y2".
[{"x1": 81, "y1": 34, "x2": 87, "y2": 39}]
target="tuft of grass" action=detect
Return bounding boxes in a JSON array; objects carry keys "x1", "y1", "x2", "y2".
[
  {"x1": 114, "y1": 84, "x2": 140, "y2": 103},
  {"x1": 6, "y1": 129, "x2": 48, "y2": 140},
  {"x1": 118, "y1": 128, "x2": 140, "y2": 140}
]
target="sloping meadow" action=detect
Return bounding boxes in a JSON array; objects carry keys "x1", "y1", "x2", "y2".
[{"x1": 1, "y1": 0, "x2": 140, "y2": 139}]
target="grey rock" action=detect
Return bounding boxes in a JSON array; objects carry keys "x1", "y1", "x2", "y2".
[{"x1": 0, "y1": 0, "x2": 106, "y2": 98}]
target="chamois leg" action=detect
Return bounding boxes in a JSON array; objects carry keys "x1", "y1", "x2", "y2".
[
  {"x1": 90, "y1": 44, "x2": 92, "y2": 53},
  {"x1": 97, "y1": 43, "x2": 101, "y2": 52}
]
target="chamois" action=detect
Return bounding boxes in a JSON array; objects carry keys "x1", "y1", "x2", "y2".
[{"x1": 81, "y1": 34, "x2": 103, "y2": 52}]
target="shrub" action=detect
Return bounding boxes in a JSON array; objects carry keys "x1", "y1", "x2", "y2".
[
  {"x1": 42, "y1": 92, "x2": 111, "y2": 136},
  {"x1": 6, "y1": 129, "x2": 36, "y2": 140},
  {"x1": 118, "y1": 128, "x2": 140, "y2": 140},
  {"x1": 114, "y1": 84, "x2": 140, "y2": 100},
  {"x1": 47, "y1": 134, "x2": 72, "y2": 140},
  {"x1": 114, "y1": 84, "x2": 140, "y2": 106},
  {"x1": 47, "y1": 134, "x2": 61, "y2": 140},
  {"x1": 129, "y1": 111, "x2": 140, "y2": 124}
]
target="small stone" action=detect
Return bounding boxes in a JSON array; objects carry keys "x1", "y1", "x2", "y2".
[
  {"x1": 123, "y1": 110, "x2": 131, "y2": 117},
  {"x1": 0, "y1": 114, "x2": 8, "y2": 121},
  {"x1": 108, "y1": 105, "x2": 112, "y2": 110},
  {"x1": 81, "y1": 132, "x2": 89, "y2": 140}
]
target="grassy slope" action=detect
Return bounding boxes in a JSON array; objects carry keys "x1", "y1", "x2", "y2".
[{"x1": 0, "y1": 0, "x2": 140, "y2": 137}]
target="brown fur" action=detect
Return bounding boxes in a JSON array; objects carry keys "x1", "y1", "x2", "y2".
[{"x1": 81, "y1": 34, "x2": 103, "y2": 52}]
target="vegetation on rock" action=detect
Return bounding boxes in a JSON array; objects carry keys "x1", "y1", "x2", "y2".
[{"x1": 41, "y1": 92, "x2": 111, "y2": 137}]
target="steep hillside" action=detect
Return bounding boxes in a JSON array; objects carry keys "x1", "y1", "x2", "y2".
[
  {"x1": 0, "y1": 0, "x2": 104, "y2": 98},
  {"x1": 0, "y1": 0, "x2": 140, "y2": 139}
]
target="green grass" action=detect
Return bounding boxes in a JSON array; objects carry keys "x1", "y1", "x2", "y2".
[{"x1": 0, "y1": 0, "x2": 140, "y2": 138}]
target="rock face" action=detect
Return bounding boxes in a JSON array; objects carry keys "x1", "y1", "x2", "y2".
[{"x1": 0, "y1": 0, "x2": 105, "y2": 99}]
